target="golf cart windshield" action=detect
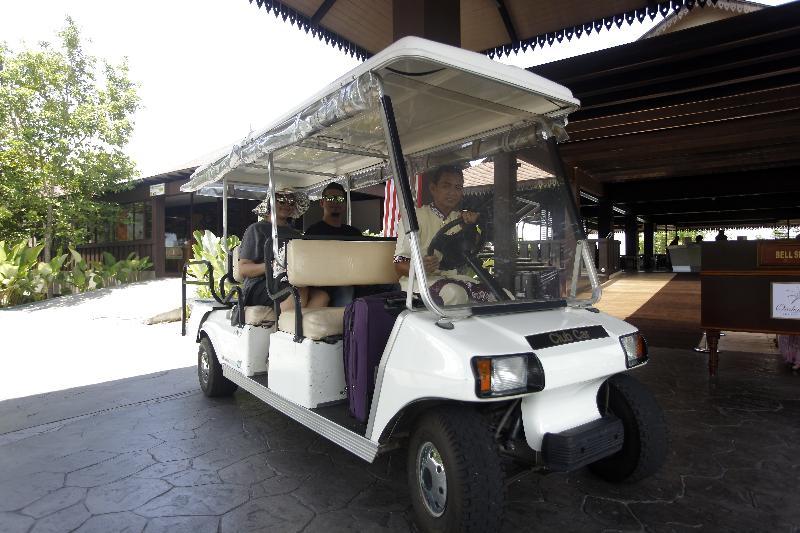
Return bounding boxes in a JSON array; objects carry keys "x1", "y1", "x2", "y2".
[
  {"x1": 180, "y1": 37, "x2": 598, "y2": 318},
  {"x1": 398, "y1": 118, "x2": 595, "y2": 315}
]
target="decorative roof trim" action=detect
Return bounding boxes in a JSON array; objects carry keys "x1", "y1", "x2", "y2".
[
  {"x1": 640, "y1": 0, "x2": 763, "y2": 39},
  {"x1": 248, "y1": 0, "x2": 372, "y2": 61},
  {"x1": 483, "y1": 0, "x2": 720, "y2": 59}
]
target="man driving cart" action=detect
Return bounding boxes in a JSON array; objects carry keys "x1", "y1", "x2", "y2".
[{"x1": 393, "y1": 165, "x2": 492, "y2": 305}]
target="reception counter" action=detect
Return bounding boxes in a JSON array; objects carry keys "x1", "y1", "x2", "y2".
[{"x1": 668, "y1": 244, "x2": 702, "y2": 272}]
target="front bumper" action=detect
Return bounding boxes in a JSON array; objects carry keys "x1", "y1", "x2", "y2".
[{"x1": 541, "y1": 415, "x2": 623, "y2": 472}]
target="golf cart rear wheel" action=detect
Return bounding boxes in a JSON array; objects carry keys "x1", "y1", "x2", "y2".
[
  {"x1": 588, "y1": 374, "x2": 667, "y2": 483},
  {"x1": 407, "y1": 406, "x2": 505, "y2": 533},
  {"x1": 198, "y1": 336, "x2": 237, "y2": 397}
]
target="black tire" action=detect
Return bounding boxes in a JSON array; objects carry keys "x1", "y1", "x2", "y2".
[
  {"x1": 407, "y1": 406, "x2": 505, "y2": 533},
  {"x1": 588, "y1": 373, "x2": 667, "y2": 483},
  {"x1": 198, "y1": 336, "x2": 237, "y2": 397}
]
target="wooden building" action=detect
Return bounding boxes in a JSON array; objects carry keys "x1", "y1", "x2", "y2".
[{"x1": 77, "y1": 166, "x2": 260, "y2": 278}]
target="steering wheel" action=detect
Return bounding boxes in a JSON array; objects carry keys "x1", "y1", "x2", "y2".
[
  {"x1": 425, "y1": 214, "x2": 510, "y2": 302},
  {"x1": 427, "y1": 218, "x2": 486, "y2": 271}
]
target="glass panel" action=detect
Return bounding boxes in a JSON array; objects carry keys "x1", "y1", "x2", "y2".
[
  {"x1": 397, "y1": 127, "x2": 586, "y2": 311},
  {"x1": 107, "y1": 202, "x2": 151, "y2": 242}
]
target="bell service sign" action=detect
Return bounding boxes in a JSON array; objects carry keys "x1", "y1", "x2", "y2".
[{"x1": 771, "y1": 283, "x2": 800, "y2": 320}]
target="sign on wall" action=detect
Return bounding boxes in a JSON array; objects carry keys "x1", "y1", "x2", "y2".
[
  {"x1": 759, "y1": 242, "x2": 800, "y2": 267},
  {"x1": 771, "y1": 282, "x2": 800, "y2": 320},
  {"x1": 150, "y1": 183, "x2": 165, "y2": 196}
]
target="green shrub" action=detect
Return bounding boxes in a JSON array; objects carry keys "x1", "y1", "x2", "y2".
[
  {"x1": 0, "y1": 239, "x2": 155, "y2": 307},
  {"x1": 189, "y1": 230, "x2": 240, "y2": 300}
]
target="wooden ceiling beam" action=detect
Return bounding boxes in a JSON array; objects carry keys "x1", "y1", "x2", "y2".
[
  {"x1": 532, "y1": 4, "x2": 800, "y2": 84},
  {"x1": 568, "y1": 84, "x2": 800, "y2": 132},
  {"x1": 565, "y1": 33, "x2": 800, "y2": 96},
  {"x1": 567, "y1": 95, "x2": 800, "y2": 143},
  {"x1": 310, "y1": 0, "x2": 338, "y2": 25},
  {"x1": 568, "y1": 144, "x2": 800, "y2": 181},
  {"x1": 561, "y1": 111, "x2": 800, "y2": 159},
  {"x1": 650, "y1": 207, "x2": 800, "y2": 225},
  {"x1": 604, "y1": 168, "x2": 800, "y2": 204},
  {"x1": 495, "y1": 0, "x2": 518, "y2": 43},
  {"x1": 573, "y1": 71, "x2": 800, "y2": 120},
  {"x1": 620, "y1": 195, "x2": 800, "y2": 217},
  {"x1": 574, "y1": 61, "x2": 800, "y2": 116}
]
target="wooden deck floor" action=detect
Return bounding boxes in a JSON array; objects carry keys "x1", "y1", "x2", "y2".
[{"x1": 595, "y1": 273, "x2": 702, "y2": 349}]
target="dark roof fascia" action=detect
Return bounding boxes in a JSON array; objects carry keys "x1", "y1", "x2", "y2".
[
  {"x1": 485, "y1": 0, "x2": 722, "y2": 59},
  {"x1": 246, "y1": 0, "x2": 732, "y2": 61},
  {"x1": 530, "y1": 2, "x2": 799, "y2": 85},
  {"x1": 247, "y1": 0, "x2": 371, "y2": 60},
  {"x1": 133, "y1": 167, "x2": 197, "y2": 187}
]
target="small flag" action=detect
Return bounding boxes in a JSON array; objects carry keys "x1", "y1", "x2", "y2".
[{"x1": 382, "y1": 174, "x2": 423, "y2": 237}]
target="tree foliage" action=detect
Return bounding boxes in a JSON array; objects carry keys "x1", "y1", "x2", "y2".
[{"x1": 0, "y1": 17, "x2": 140, "y2": 258}]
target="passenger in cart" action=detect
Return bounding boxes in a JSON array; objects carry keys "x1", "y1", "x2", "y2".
[
  {"x1": 305, "y1": 182, "x2": 362, "y2": 237},
  {"x1": 239, "y1": 190, "x2": 329, "y2": 310},
  {"x1": 306, "y1": 182, "x2": 364, "y2": 306}
]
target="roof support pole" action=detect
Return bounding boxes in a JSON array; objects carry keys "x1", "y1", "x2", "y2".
[
  {"x1": 151, "y1": 195, "x2": 165, "y2": 278},
  {"x1": 624, "y1": 212, "x2": 638, "y2": 271},
  {"x1": 222, "y1": 176, "x2": 229, "y2": 258},
  {"x1": 597, "y1": 198, "x2": 615, "y2": 276},
  {"x1": 597, "y1": 198, "x2": 614, "y2": 239},
  {"x1": 392, "y1": 0, "x2": 461, "y2": 46},
  {"x1": 643, "y1": 221, "x2": 654, "y2": 271},
  {"x1": 493, "y1": 151, "x2": 517, "y2": 291}
]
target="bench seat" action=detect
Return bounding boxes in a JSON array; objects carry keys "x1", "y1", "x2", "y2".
[
  {"x1": 244, "y1": 305, "x2": 276, "y2": 325},
  {"x1": 277, "y1": 307, "x2": 346, "y2": 340}
]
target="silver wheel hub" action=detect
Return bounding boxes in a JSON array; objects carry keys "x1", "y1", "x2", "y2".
[
  {"x1": 199, "y1": 347, "x2": 210, "y2": 386},
  {"x1": 417, "y1": 441, "x2": 447, "y2": 517}
]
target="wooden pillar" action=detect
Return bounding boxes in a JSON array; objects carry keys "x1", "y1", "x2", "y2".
[
  {"x1": 216, "y1": 198, "x2": 223, "y2": 236},
  {"x1": 493, "y1": 152, "x2": 517, "y2": 291},
  {"x1": 597, "y1": 199, "x2": 613, "y2": 239},
  {"x1": 151, "y1": 196, "x2": 165, "y2": 278},
  {"x1": 597, "y1": 199, "x2": 614, "y2": 274},
  {"x1": 393, "y1": 0, "x2": 461, "y2": 46},
  {"x1": 624, "y1": 212, "x2": 638, "y2": 269},
  {"x1": 188, "y1": 192, "x2": 194, "y2": 244},
  {"x1": 643, "y1": 221, "x2": 654, "y2": 270}
]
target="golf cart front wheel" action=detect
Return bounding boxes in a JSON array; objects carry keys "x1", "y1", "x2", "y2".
[
  {"x1": 588, "y1": 373, "x2": 667, "y2": 482},
  {"x1": 407, "y1": 406, "x2": 505, "y2": 533},
  {"x1": 198, "y1": 336, "x2": 237, "y2": 397}
]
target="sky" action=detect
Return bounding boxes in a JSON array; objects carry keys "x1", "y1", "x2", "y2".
[{"x1": 0, "y1": 0, "x2": 793, "y2": 178}]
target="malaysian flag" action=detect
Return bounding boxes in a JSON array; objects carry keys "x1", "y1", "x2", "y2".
[{"x1": 383, "y1": 174, "x2": 422, "y2": 237}]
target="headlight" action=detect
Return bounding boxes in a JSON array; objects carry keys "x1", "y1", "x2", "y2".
[
  {"x1": 620, "y1": 332, "x2": 648, "y2": 368},
  {"x1": 471, "y1": 353, "x2": 545, "y2": 398}
]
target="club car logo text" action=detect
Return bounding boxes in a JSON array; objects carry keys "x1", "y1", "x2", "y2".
[{"x1": 526, "y1": 325, "x2": 609, "y2": 350}]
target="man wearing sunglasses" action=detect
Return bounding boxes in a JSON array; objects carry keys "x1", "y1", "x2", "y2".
[
  {"x1": 240, "y1": 190, "x2": 329, "y2": 310},
  {"x1": 305, "y1": 182, "x2": 363, "y2": 237},
  {"x1": 305, "y1": 182, "x2": 363, "y2": 306}
]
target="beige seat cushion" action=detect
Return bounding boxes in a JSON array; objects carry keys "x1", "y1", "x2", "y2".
[
  {"x1": 287, "y1": 240, "x2": 399, "y2": 287},
  {"x1": 278, "y1": 307, "x2": 346, "y2": 340},
  {"x1": 244, "y1": 305, "x2": 275, "y2": 325}
]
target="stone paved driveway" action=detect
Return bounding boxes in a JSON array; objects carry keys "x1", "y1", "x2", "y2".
[{"x1": 1, "y1": 348, "x2": 799, "y2": 532}]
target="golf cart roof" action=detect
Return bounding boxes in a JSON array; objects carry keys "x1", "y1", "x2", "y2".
[{"x1": 181, "y1": 37, "x2": 579, "y2": 196}]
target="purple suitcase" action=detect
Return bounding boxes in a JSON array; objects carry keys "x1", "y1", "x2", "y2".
[{"x1": 343, "y1": 292, "x2": 404, "y2": 422}]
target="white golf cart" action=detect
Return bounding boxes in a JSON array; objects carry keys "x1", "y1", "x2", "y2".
[{"x1": 181, "y1": 37, "x2": 667, "y2": 532}]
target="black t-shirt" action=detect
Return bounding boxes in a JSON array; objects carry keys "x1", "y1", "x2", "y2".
[
  {"x1": 239, "y1": 221, "x2": 301, "y2": 295},
  {"x1": 305, "y1": 220, "x2": 363, "y2": 237}
]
